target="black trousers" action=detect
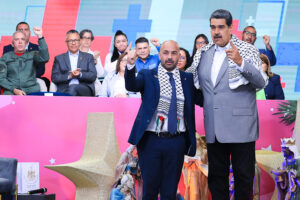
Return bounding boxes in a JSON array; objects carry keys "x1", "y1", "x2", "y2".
[
  {"x1": 137, "y1": 132, "x2": 186, "y2": 200},
  {"x1": 207, "y1": 140, "x2": 255, "y2": 200},
  {"x1": 67, "y1": 84, "x2": 93, "y2": 96}
]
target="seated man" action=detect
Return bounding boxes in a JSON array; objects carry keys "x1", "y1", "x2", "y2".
[
  {"x1": 0, "y1": 27, "x2": 49, "y2": 95},
  {"x1": 3, "y1": 22, "x2": 49, "y2": 85},
  {"x1": 51, "y1": 30, "x2": 97, "y2": 96},
  {"x1": 242, "y1": 26, "x2": 277, "y2": 66},
  {"x1": 135, "y1": 37, "x2": 160, "y2": 72}
]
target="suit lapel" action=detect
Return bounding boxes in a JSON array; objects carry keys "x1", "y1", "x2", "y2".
[
  {"x1": 152, "y1": 68, "x2": 160, "y2": 103},
  {"x1": 214, "y1": 56, "x2": 229, "y2": 88},
  {"x1": 180, "y1": 71, "x2": 187, "y2": 99},
  {"x1": 64, "y1": 52, "x2": 71, "y2": 71},
  {"x1": 205, "y1": 47, "x2": 215, "y2": 88},
  {"x1": 77, "y1": 51, "x2": 83, "y2": 69}
]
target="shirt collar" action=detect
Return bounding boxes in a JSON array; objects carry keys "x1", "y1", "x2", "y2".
[
  {"x1": 68, "y1": 50, "x2": 80, "y2": 56},
  {"x1": 215, "y1": 42, "x2": 231, "y2": 52},
  {"x1": 25, "y1": 42, "x2": 29, "y2": 50}
]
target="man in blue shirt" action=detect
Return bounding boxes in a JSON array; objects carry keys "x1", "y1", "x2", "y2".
[
  {"x1": 242, "y1": 26, "x2": 277, "y2": 66},
  {"x1": 135, "y1": 37, "x2": 160, "y2": 72}
]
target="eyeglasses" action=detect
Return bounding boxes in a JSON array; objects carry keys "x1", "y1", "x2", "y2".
[
  {"x1": 196, "y1": 41, "x2": 206, "y2": 45},
  {"x1": 244, "y1": 31, "x2": 256, "y2": 37},
  {"x1": 179, "y1": 56, "x2": 186, "y2": 60},
  {"x1": 66, "y1": 39, "x2": 80, "y2": 44},
  {"x1": 82, "y1": 37, "x2": 92, "y2": 40}
]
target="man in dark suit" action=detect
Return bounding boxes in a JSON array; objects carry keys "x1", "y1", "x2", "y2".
[
  {"x1": 3, "y1": 22, "x2": 47, "y2": 81},
  {"x1": 125, "y1": 40, "x2": 202, "y2": 199},
  {"x1": 51, "y1": 30, "x2": 97, "y2": 96}
]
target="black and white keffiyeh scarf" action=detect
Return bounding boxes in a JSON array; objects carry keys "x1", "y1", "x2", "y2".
[
  {"x1": 157, "y1": 64, "x2": 185, "y2": 119},
  {"x1": 186, "y1": 34, "x2": 266, "y2": 89}
]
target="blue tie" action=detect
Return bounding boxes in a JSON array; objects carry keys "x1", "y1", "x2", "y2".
[{"x1": 167, "y1": 73, "x2": 177, "y2": 134}]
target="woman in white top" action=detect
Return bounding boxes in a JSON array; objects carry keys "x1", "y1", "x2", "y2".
[
  {"x1": 100, "y1": 53, "x2": 139, "y2": 98},
  {"x1": 104, "y1": 30, "x2": 128, "y2": 74},
  {"x1": 79, "y1": 29, "x2": 104, "y2": 78}
]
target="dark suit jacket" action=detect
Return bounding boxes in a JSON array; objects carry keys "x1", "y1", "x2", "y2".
[
  {"x1": 125, "y1": 66, "x2": 202, "y2": 156},
  {"x1": 264, "y1": 73, "x2": 285, "y2": 100},
  {"x1": 3, "y1": 42, "x2": 46, "y2": 77},
  {"x1": 51, "y1": 51, "x2": 97, "y2": 95}
]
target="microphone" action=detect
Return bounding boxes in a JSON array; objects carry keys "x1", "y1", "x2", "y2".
[{"x1": 28, "y1": 187, "x2": 47, "y2": 194}]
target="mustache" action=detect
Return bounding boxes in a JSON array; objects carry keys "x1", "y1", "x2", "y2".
[
  {"x1": 214, "y1": 34, "x2": 222, "y2": 39},
  {"x1": 166, "y1": 59, "x2": 174, "y2": 63}
]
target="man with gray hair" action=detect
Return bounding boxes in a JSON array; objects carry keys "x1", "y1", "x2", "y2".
[
  {"x1": 51, "y1": 29, "x2": 97, "y2": 96},
  {"x1": 0, "y1": 27, "x2": 49, "y2": 95}
]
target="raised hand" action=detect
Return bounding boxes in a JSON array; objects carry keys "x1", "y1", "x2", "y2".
[
  {"x1": 127, "y1": 49, "x2": 137, "y2": 65},
  {"x1": 150, "y1": 38, "x2": 160, "y2": 47},
  {"x1": 225, "y1": 41, "x2": 243, "y2": 66},
  {"x1": 33, "y1": 27, "x2": 43, "y2": 38},
  {"x1": 263, "y1": 35, "x2": 271, "y2": 50},
  {"x1": 124, "y1": 42, "x2": 132, "y2": 54}
]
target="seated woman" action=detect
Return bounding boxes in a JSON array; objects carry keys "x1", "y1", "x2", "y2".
[
  {"x1": 79, "y1": 29, "x2": 105, "y2": 78},
  {"x1": 177, "y1": 47, "x2": 192, "y2": 71},
  {"x1": 99, "y1": 53, "x2": 139, "y2": 97},
  {"x1": 104, "y1": 30, "x2": 128, "y2": 74},
  {"x1": 260, "y1": 54, "x2": 285, "y2": 100}
]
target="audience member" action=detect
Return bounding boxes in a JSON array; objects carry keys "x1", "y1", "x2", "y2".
[
  {"x1": 51, "y1": 29, "x2": 97, "y2": 96},
  {"x1": 79, "y1": 29, "x2": 104, "y2": 78},
  {"x1": 135, "y1": 37, "x2": 160, "y2": 72},
  {"x1": 100, "y1": 53, "x2": 138, "y2": 97},
  {"x1": 177, "y1": 47, "x2": 192, "y2": 71},
  {"x1": 104, "y1": 30, "x2": 128, "y2": 74},
  {"x1": 260, "y1": 54, "x2": 285, "y2": 100},
  {"x1": 192, "y1": 34, "x2": 209, "y2": 59},
  {"x1": 242, "y1": 26, "x2": 277, "y2": 66},
  {"x1": 0, "y1": 27, "x2": 49, "y2": 95},
  {"x1": 2, "y1": 21, "x2": 50, "y2": 89}
]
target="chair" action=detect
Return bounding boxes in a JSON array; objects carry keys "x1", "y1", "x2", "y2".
[
  {"x1": 45, "y1": 113, "x2": 121, "y2": 200},
  {"x1": 0, "y1": 157, "x2": 18, "y2": 200}
]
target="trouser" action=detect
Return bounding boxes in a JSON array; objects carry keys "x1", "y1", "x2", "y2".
[
  {"x1": 137, "y1": 132, "x2": 186, "y2": 200},
  {"x1": 207, "y1": 139, "x2": 255, "y2": 200}
]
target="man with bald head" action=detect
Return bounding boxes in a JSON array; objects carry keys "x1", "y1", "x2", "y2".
[{"x1": 125, "y1": 40, "x2": 202, "y2": 199}]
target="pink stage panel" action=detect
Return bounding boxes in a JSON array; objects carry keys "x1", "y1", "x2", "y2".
[{"x1": 0, "y1": 96, "x2": 292, "y2": 199}]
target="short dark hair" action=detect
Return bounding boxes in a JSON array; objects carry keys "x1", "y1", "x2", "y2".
[
  {"x1": 243, "y1": 26, "x2": 256, "y2": 33},
  {"x1": 16, "y1": 22, "x2": 29, "y2": 31},
  {"x1": 79, "y1": 29, "x2": 94, "y2": 41},
  {"x1": 66, "y1": 29, "x2": 79, "y2": 36},
  {"x1": 135, "y1": 37, "x2": 149, "y2": 45},
  {"x1": 210, "y1": 9, "x2": 232, "y2": 27}
]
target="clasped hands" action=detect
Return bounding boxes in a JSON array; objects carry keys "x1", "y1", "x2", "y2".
[{"x1": 69, "y1": 68, "x2": 81, "y2": 79}]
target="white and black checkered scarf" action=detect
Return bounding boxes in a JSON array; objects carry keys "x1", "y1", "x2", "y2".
[
  {"x1": 157, "y1": 64, "x2": 185, "y2": 119},
  {"x1": 186, "y1": 34, "x2": 266, "y2": 89}
]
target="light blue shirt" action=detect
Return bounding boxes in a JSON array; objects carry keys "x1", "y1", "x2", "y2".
[{"x1": 68, "y1": 51, "x2": 80, "y2": 85}]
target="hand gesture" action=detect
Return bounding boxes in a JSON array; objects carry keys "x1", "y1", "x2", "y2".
[
  {"x1": 263, "y1": 35, "x2": 271, "y2": 50},
  {"x1": 33, "y1": 27, "x2": 43, "y2": 38},
  {"x1": 150, "y1": 38, "x2": 160, "y2": 47},
  {"x1": 124, "y1": 42, "x2": 132, "y2": 54},
  {"x1": 225, "y1": 41, "x2": 243, "y2": 66},
  {"x1": 73, "y1": 68, "x2": 81, "y2": 77},
  {"x1": 13, "y1": 88, "x2": 26, "y2": 95},
  {"x1": 94, "y1": 51, "x2": 100, "y2": 59},
  {"x1": 127, "y1": 49, "x2": 137, "y2": 65}
]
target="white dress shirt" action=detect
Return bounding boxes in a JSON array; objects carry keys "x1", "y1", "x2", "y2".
[
  {"x1": 68, "y1": 51, "x2": 80, "y2": 85},
  {"x1": 211, "y1": 43, "x2": 244, "y2": 86},
  {"x1": 88, "y1": 49, "x2": 104, "y2": 78}
]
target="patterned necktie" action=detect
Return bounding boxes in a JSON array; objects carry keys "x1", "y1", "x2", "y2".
[{"x1": 167, "y1": 72, "x2": 177, "y2": 134}]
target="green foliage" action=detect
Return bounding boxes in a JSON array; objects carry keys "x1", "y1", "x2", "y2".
[{"x1": 273, "y1": 100, "x2": 297, "y2": 127}]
